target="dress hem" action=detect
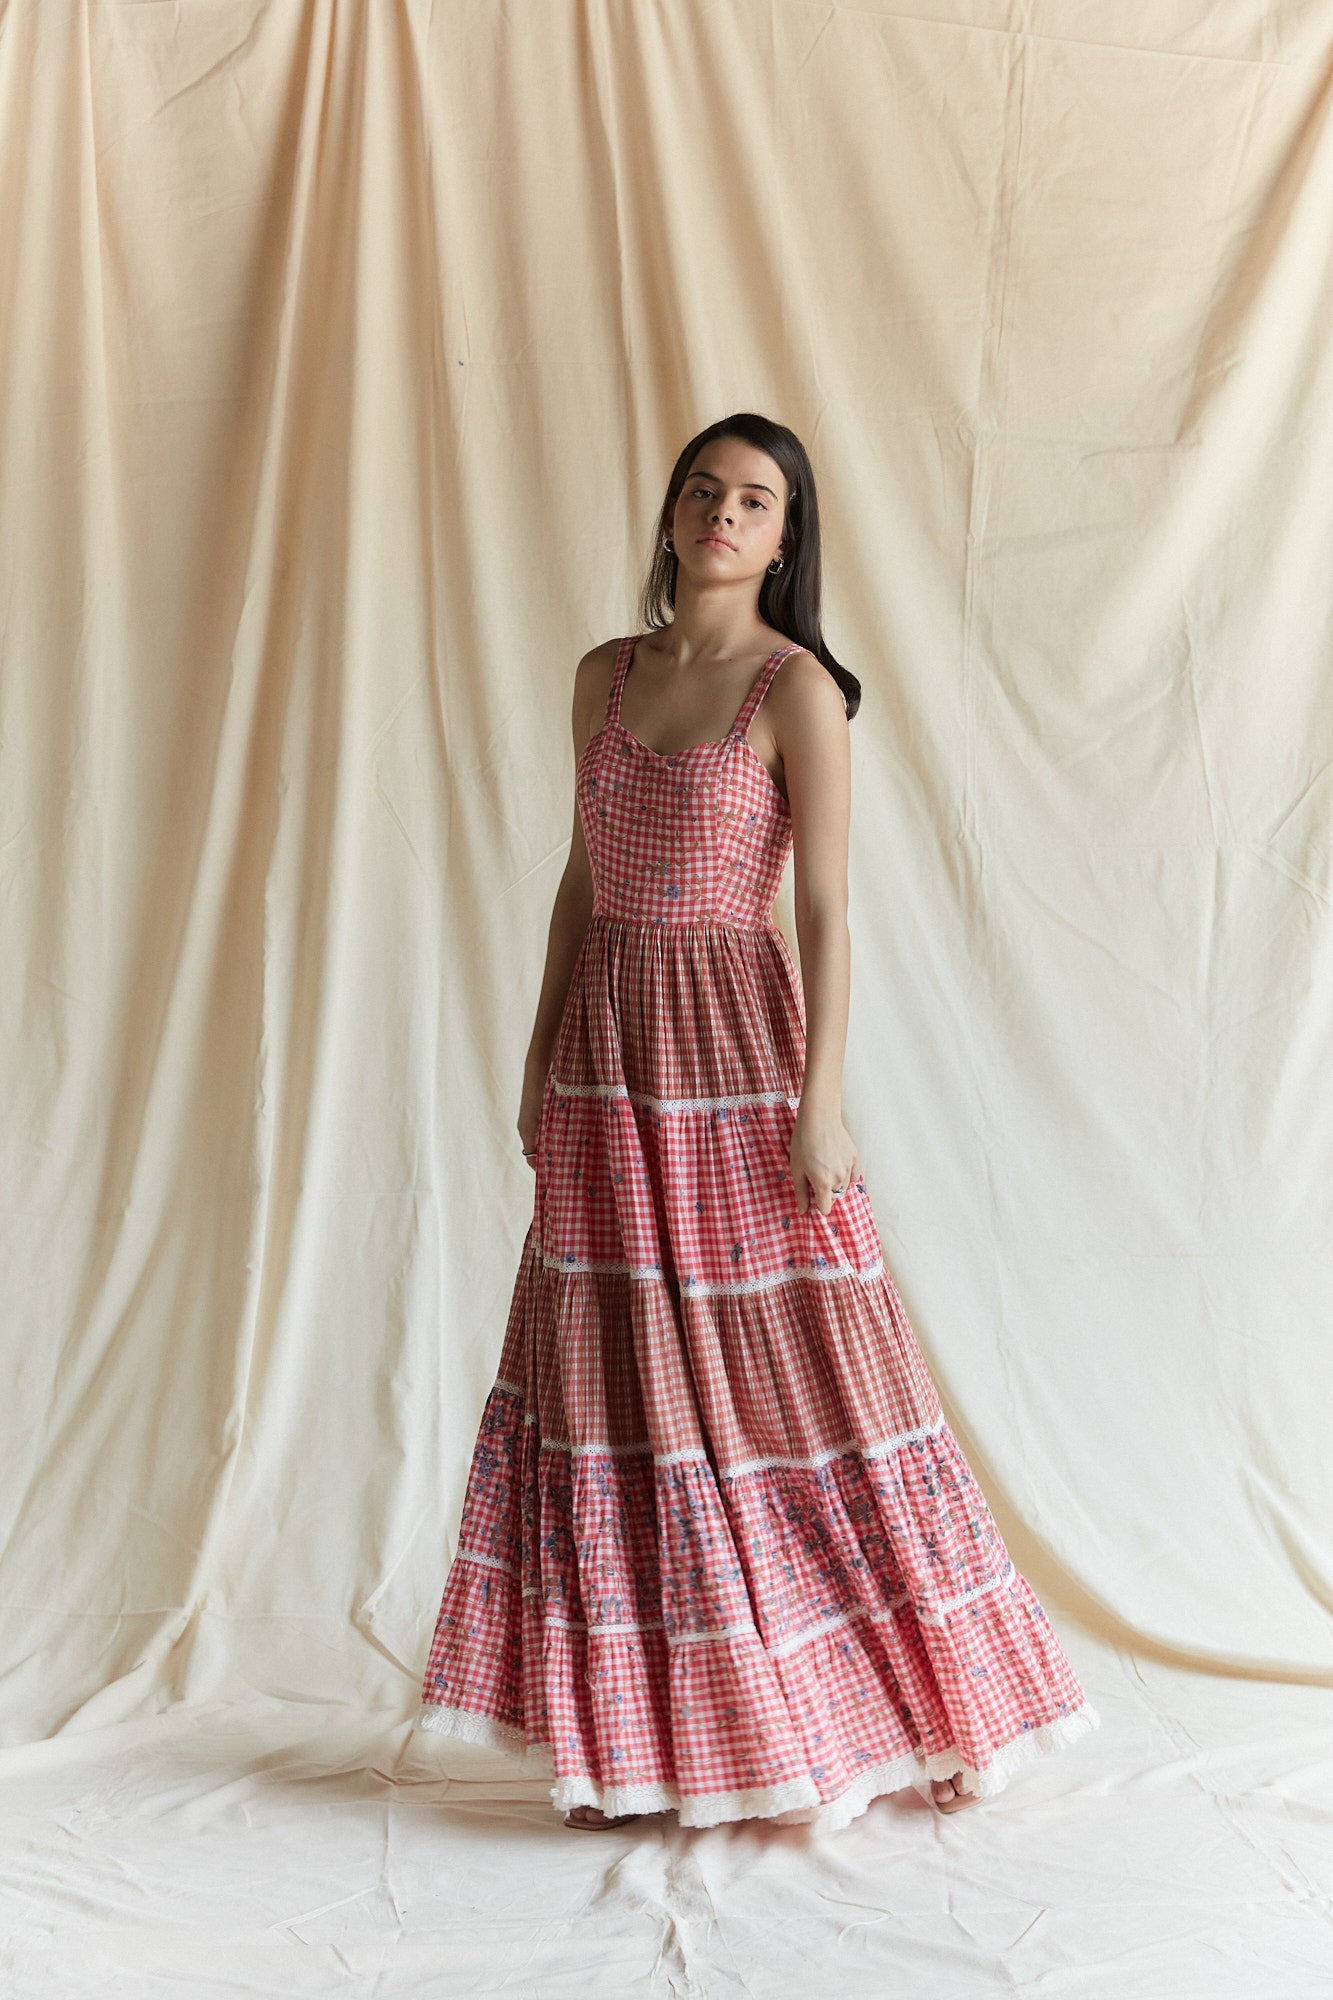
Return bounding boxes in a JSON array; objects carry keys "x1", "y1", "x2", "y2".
[{"x1": 415, "y1": 1695, "x2": 1101, "y2": 1833}]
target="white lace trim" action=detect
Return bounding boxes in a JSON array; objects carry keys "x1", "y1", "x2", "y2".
[
  {"x1": 454, "y1": 1549, "x2": 518, "y2": 1579},
  {"x1": 521, "y1": 1608, "x2": 669, "y2": 1636},
  {"x1": 533, "y1": 1246, "x2": 885, "y2": 1293},
  {"x1": 535, "y1": 1433, "x2": 655, "y2": 1459},
  {"x1": 769, "y1": 1594, "x2": 910, "y2": 1657},
  {"x1": 549, "y1": 1078, "x2": 801, "y2": 1114},
  {"x1": 416, "y1": 1702, "x2": 555, "y2": 1770},
  {"x1": 917, "y1": 1561, "x2": 1017, "y2": 1626},
  {"x1": 721, "y1": 1416, "x2": 946, "y2": 1475},
  {"x1": 452, "y1": 1551, "x2": 1015, "y2": 1650},
  {"x1": 416, "y1": 1698, "x2": 1102, "y2": 1830},
  {"x1": 509, "y1": 1415, "x2": 947, "y2": 1477},
  {"x1": 512, "y1": 1607, "x2": 752, "y2": 1645},
  {"x1": 670, "y1": 1622, "x2": 754, "y2": 1647}
]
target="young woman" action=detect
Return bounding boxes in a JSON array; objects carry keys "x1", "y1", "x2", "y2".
[{"x1": 418, "y1": 412, "x2": 1100, "y2": 1833}]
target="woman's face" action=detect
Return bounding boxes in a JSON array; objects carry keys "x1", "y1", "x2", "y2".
[{"x1": 670, "y1": 438, "x2": 789, "y2": 584}]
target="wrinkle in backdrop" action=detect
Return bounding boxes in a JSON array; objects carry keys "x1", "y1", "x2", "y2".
[{"x1": 2, "y1": 0, "x2": 1332, "y2": 1768}]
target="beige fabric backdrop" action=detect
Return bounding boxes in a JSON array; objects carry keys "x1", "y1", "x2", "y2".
[{"x1": 3, "y1": 0, "x2": 1332, "y2": 1989}]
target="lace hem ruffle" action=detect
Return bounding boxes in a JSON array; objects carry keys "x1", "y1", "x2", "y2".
[{"x1": 416, "y1": 1696, "x2": 1101, "y2": 1833}]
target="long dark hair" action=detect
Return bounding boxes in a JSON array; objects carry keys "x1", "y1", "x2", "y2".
[{"x1": 636, "y1": 412, "x2": 861, "y2": 721}]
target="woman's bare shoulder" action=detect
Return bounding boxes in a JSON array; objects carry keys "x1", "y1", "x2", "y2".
[
  {"x1": 773, "y1": 644, "x2": 844, "y2": 719},
  {"x1": 570, "y1": 635, "x2": 628, "y2": 750},
  {"x1": 574, "y1": 635, "x2": 627, "y2": 696},
  {"x1": 576, "y1": 634, "x2": 624, "y2": 674}
]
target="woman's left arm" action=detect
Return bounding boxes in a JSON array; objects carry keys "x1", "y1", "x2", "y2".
[{"x1": 773, "y1": 652, "x2": 860, "y2": 1216}]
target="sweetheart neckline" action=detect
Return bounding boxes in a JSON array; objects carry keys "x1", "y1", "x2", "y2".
[{"x1": 578, "y1": 719, "x2": 791, "y2": 814}]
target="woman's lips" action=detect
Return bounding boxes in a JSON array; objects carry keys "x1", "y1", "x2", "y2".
[{"x1": 699, "y1": 535, "x2": 734, "y2": 549}]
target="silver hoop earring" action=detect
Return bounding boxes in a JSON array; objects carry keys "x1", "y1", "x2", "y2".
[
  {"x1": 768, "y1": 555, "x2": 785, "y2": 573},
  {"x1": 663, "y1": 535, "x2": 675, "y2": 555}
]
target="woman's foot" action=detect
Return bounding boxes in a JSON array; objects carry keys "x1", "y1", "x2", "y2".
[
  {"x1": 930, "y1": 1775, "x2": 983, "y2": 1814},
  {"x1": 564, "y1": 1804, "x2": 641, "y2": 1830}
]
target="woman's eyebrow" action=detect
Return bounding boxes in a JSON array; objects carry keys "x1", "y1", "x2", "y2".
[{"x1": 689, "y1": 469, "x2": 778, "y2": 499}]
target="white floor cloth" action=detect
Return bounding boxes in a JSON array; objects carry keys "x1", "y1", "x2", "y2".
[{"x1": 3, "y1": 1640, "x2": 1331, "y2": 1996}]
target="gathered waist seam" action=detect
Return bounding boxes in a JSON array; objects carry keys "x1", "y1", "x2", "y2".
[{"x1": 589, "y1": 912, "x2": 781, "y2": 934}]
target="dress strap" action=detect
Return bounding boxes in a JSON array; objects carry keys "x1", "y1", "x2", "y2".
[
  {"x1": 731, "y1": 646, "x2": 802, "y2": 741},
  {"x1": 603, "y1": 635, "x2": 636, "y2": 730}
]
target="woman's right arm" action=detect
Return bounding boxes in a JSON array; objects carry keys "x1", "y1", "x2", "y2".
[{"x1": 516, "y1": 645, "x2": 609, "y2": 1162}]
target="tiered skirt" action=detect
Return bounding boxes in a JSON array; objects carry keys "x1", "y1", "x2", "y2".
[{"x1": 418, "y1": 916, "x2": 1098, "y2": 1830}]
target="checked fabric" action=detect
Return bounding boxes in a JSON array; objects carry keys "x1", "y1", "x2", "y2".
[{"x1": 417, "y1": 633, "x2": 1100, "y2": 1831}]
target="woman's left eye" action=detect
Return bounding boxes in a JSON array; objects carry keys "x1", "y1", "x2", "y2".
[{"x1": 690, "y1": 486, "x2": 763, "y2": 509}]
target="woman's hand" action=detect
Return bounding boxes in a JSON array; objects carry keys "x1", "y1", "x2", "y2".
[
  {"x1": 789, "y1": 1101, "x2": 859, "y2": 1215},
  {"x1": 517, "y1": 1057, "x2": 548, "y2": 1170}
]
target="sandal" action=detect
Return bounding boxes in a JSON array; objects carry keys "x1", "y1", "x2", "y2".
[
  {"x1": 930, "y1": 1776, "x2": 983, "y2": 1814},
  {"x1": 564, "y1": 1805, "x2": 642, "y2": 1830}
]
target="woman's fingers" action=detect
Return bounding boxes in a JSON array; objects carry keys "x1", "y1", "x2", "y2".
[{"x1": 789, "y1": 1153, "x2": 858, "y2": 1213}]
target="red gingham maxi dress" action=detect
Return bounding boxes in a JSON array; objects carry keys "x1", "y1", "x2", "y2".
[{"x1": 418, "y1": 634, "x2": 1100, "y2": 1831}]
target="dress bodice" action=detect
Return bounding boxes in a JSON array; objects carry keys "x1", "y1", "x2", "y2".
[{"x1": 577, "y1": 634, "x2": 803, "y2": 929}]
